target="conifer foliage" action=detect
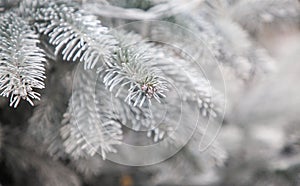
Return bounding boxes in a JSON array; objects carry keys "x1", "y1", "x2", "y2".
[
  {"x1": 0, "y1": 0, "x2": 300, "y2": 185},
  {"x1": 0, "y1": 12, "x2": 46, "y2": 108}
]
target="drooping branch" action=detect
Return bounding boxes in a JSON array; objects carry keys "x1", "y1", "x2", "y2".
[{"x1": 0, "y1": 12, "x2": 46, "y2": 107}]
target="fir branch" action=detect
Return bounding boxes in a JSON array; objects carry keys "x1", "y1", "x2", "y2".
[
  {"x1": 212, "y1": 17, "x2": 276, "y2": 78},
  {"x1": 60, "y1": 66, "x2": 123, "y2": 160},
  {"x1": 0, "y1": 12, "x2": 46, "y2": 108},
  {"x1": 123, "y1": 30, "x2": 222, "y2": 118},
  {"x1": 21, "y1": 0, "x2": 118, "y2": 69},
  {"x1": 151, "y1": 12, "x2": 275, "y2": 80},
  {"x1": 155, "y1": 46, "x2": 222, "y2": 118},
  {"x1": 99, "y1": 31, "x2": 169, "y2": 108},
  {"x1": 103, "y1": 31, "x2": 223, "y2": 142}
]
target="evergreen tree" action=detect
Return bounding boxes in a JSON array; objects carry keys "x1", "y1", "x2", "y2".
[{"x1": 0, "y1": 0, "x2": 300, "y2": 185}]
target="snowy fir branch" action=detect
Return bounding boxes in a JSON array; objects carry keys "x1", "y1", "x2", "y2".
[
  {"x1": 0, "y1": 0, "x2": 300, "y2": 185},
  {"x1": 60, "y1": 66, "x2": 123, "y2": 160},
  {"x1": 21, "y1": 0, "x2": 118, "y2": 69},
  {"x1": 99, "y1": 30, "x2": 169, "y2": 107},
  {"x1": 0, "y1": 12, "x2": 46, "y2": 107}
]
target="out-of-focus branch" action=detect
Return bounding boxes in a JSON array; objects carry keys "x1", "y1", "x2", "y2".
[
  {"x1": 82, "y1": 0, "x2": 204, "y2": 20},
  {"x1": 82, "y1": 4, "x2": 158, "y2": 20}
]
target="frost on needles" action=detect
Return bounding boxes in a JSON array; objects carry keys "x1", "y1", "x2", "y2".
[{"x1": 0, "y1": 0, "x2": 225, "y2": 160}]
